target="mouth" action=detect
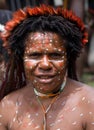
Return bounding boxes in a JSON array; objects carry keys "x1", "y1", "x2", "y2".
[{"x1": 35, "y1": 75, "x2": 56, "y2": 83}]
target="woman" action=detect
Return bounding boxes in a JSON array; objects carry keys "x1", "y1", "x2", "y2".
[{"x1": 0, "y1": 5, "x2": 94, "y2": 130}]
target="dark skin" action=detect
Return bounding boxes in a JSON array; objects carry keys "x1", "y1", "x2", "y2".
[{"x1": 0, "y1": 32, "x2": 94, "y2": 130}]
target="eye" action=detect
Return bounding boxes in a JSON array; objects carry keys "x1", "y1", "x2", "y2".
[
  {"x1": 50, "y1": 53, "x2": 63, "y2": 60},
  {"x1": 27, "y1": 53, "x2": 42, "y2": 59}
]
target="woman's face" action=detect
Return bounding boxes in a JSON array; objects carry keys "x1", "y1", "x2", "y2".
[{"x1": 24, "y1": 32, "x2": 67, "y2": 94}]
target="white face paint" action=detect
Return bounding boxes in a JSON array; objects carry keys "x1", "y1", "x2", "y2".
[
  {"x1": 0, "y1": 115, "x2": 2, "y2": 118},
  {"x1": 82, "y1": 97, "x2": 86, "y2": 101},
  {"x1": 71, "y1": 107, "x2": 76, "y2": 111},
  {"x1": 24, "y1": 32, "x2": 67, "y2": 94},
  {"x1": 91, "y1": 122, "x2": 94, "y2": 125},
  {"x1": 35, "y1": 113, "x2": 39, "y2": 116},
  {"x1": 80, "y1": 113, "x2": 84, "y2": 117},
  {"x1": 72, "y1": 121, "x2": 77, "y2": 125},
  {"x1": 89, "y1": 112, "x2": 92, "y2": 115}
]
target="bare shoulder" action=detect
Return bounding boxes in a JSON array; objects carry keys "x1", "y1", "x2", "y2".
[
  {"x1": 0, "y1": 86, "x2": 33, "y2": 116},
  {"x1": 0, "y1": 85, "x2": 34, "y2": 106},
  {"x1": 67, "y1": 78, "x2": 94, "y2": 109},
  {"x1": 0, "y1": 91, "x2": 20, "y2": 128},
  {"x1": 75, "y1": 79, "x2": 94, "y2": 100},
  {"x1": 67, "y1": 79, "x2": 94, "y2": 129},
  {"x1": 74, "y1": 81, "x2": 94, "y2": 129},
  {"x1": 0, "y1": 85, "x2": 35, "y2": 129},
  {"x1": 0, "y1": 87, "x2": 25, "y2": 116},
  {"x1": 69, "y1": 78, "x2": 94, "y2": 98}
]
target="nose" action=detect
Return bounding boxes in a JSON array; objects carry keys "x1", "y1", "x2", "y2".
[{"x1": 39, "y1": 55, "x2": 52, "y2": 70}]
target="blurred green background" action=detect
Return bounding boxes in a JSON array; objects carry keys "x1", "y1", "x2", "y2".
[{"x1": 82, "y1": 72, "x2": 94, "y2": 87}]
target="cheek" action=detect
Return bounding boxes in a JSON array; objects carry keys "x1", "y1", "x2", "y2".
[
  {"x1": 24, "y1": 60, "x2": 38, "y2": 70},
  {"x1": 24, "y1": 61, "x2": 36, "y2": 80},
  {"x1": 55, "y1": 60, "x2": 67, "y2": 70},
  {"x1": 24, "y1": 62, "x2": 32, "y2": 78},
  {"x1": 58, "y1": 62, "x2": 64, "y2": 67},
  {"x1": 24, "y1": 62, "x2": 33, "y2": 70}
]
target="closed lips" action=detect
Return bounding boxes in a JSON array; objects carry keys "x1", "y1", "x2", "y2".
[{"x1": 36, "y1": 75, "x2": 55, "y2": 79}]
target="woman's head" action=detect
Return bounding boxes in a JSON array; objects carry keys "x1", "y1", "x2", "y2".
[
  {"x1": 23, "y1": 31, "x2": 67, "y2": 94},
  {"x1": 0, "y1": 5, "x2": 88, "y2": 98}
]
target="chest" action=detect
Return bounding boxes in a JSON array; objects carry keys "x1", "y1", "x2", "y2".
[{"x1": 8, "y1": 101, "x2": 84, "y2": 130}]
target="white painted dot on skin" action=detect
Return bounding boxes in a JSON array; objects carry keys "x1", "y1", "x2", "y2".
[
  {"x1": 34, "y1": 80, "x2": 37, "y2": 83},
  {"x1": 54, "y1": 48, "x2": 57, "y2": 50},
  {"x1": 88, "y1": 100, "x2": 91, "y2": 104},
  {"x1": 16, "y1": 101, "x2": 22, "y2": 106},
  {"x1": 80, "y1": 113, "x2": 84, "y2": 117},
  {"x1": 30, "y1": 66, "x2": 32, "y2": 69},
  {"x1": 30, "y1": 37, "x2": 33, "y2": 40},
  {"x1": 42, "y1": 40, "x2": 45, "y2": 44},
  {"x1": 50, "y1": 39, "x2": 53, "y2": 42},
  {"x1": 0, "y1": 115, "x2": 2, "y2": 118},
  {"x1": 72, "y1": 121, "x2": 77, "y2": 125},
  {"x1": 41, "y1": 33, "x2": 44, "y2": 36},
  {"x1": 49, "y1": 43, "x2": 52, "y2": 46},
  {"x1": 28, "y1": 119, "x2": 34, "y2": 126},
  {"x1": 91, "y1": 122, "x2": 94, "y2": 125},
  {"x1": 46, "y1": 48, "x2": 48, "y2": 51},
  {"x1": 35, "y1": 125, "x2": 40, "y2": 129},
  {"x1": 13, "y1": 117, "x2": 16, "y2": 122},
  {"x1": 9, "y1": 121, "x2": 13, "y2": 128},
  {"x1": 27, "y1": 50, "x2": 29, "y2": 54},
  {"x1": 57, "y1": 128, "x2": 61, "y2": 130},
  {"x1": 57, "y1": 60, "x2": 64, "y2": 63},
  {"x1": 3, "y1": 97, "x2": 7, "y2": 100},
  {"x1": 1, "y1": 102, "x2": 5, "y2": 108},
  {"x1": 55, "y1": 40, "x2": 58, "y2": 43},
  {"x1": 58, "y1": 49, "x2": 62, "y2": 52},
  {"x1": 34, "y1": 36, "x2": 41, "y2": 40},
  {"x1": 64, "y1": 107, "x2": 70, "y2": 111},
  {"x1": 27, "y1": 114, "x2": 31, "y2": 118},
  {"x1": 18, "y1": 102, "x2": 22, "y2": 106},
  {"x1": 82, "y1": 97, "x2": 86, "y2": 101},
  {"x1": 16, "y1": 110, "x2": 18, "y2": 114},
  {"x1": 89, "y1": 112, "x2": 92, "y2": 115},
  {"x1": 50, "y1": 123, "x2": 55, "y2": 127},
  {"x1": 28, "y1": 122, "x2": 32, "y2": 126},
  {"x1": 48, "y1": 115, "x2": 52, "y2": 118},
  {"x1": 62, "y1": 56, "x2": 64, "y2": 59},
  {"x1": 71, "y1": 107, "x2": 76, "y2": 111},
  {"x1": 57, "y1": 119, "x2": 62, "y2": 123},
  {"x1": 35, "y1": 113, "x2": 39, "y2": 116},
  {"x1": 59, "y1": 114, "x2": 64, "y2": 118},
  {"x1": 40, "y1": 87, "x2": 43, "y2": 90}
]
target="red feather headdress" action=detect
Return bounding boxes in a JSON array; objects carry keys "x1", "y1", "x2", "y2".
[{"x1": 1, "y1": 4, "x2": 88, "y2": 48}]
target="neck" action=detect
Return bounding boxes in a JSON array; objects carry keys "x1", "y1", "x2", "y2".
[{"x1": 34, "y1": 79, "x2": 66, "y2": 98}]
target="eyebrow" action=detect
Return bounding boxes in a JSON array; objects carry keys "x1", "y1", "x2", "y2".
[{"x1": 25, "y1": 50, "x2": 66, "y2": 55}]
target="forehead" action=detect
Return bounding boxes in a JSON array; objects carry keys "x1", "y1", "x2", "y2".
[{"x1": 25, "y1": 32, "x2": 66, "y2": 51}]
